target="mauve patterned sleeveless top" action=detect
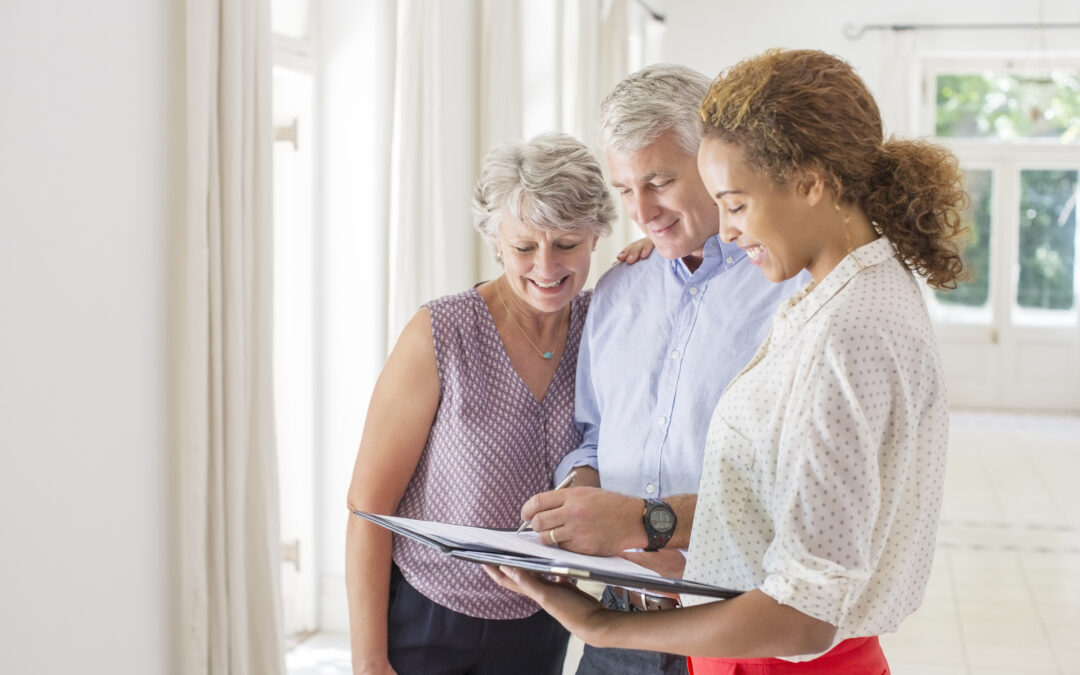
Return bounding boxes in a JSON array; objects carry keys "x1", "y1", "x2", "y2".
[{"x1": 392, "y1": 287, "x2": 591, "y2": 619}]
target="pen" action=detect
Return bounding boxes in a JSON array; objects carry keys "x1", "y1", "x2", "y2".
[{"x1": 516, "y1": 469, "x2": 577, "y2": 533}]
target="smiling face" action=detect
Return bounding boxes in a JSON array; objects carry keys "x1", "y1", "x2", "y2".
[
  {"x1": 697, "y1": 136, "x2": 847, "y2": 284},
  {"x1": 497, "y1": 211, "x2": 597, "y2": 315},
  {"x1": 606, "y1": 130, "x2": 719, "y2": 268}
]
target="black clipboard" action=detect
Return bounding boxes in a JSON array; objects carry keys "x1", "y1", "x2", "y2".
[{"x1": 354, "y1": 511, "x2": 742, "y2": 600}]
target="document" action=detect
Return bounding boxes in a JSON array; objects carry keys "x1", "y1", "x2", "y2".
[{"x1": 354, "y1": 511, "x2": 742, "y2": 600}]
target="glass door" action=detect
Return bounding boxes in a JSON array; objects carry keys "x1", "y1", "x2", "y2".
[{"x1": 923, "y1": 59, "x2": 1080, "y2": 411}]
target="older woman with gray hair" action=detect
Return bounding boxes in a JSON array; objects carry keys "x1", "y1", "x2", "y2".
[{"x1": 345, "y1": 132, "x2": 615, "y2": 675}]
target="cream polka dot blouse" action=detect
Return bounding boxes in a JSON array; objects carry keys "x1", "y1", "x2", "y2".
[{"x1": 682, "y1": 236, "x2": 949, "y2": 659}]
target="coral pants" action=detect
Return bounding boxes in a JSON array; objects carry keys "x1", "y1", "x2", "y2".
[{"x1": 687, "y1": 636, "x2": 888, "y2": 675}]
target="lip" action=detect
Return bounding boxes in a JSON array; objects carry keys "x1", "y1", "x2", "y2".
[
  {"x1": 529, "y1": 276, "x2": 569, "y2": 293},
  {"x1": 740, "y1": 243, "x2": 766, "y2": 265},
  {"x1": 649, "y1": 219, "x2": 679, "y2": 237}
]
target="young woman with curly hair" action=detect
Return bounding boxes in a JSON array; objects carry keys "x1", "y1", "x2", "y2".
[{"x1": 485, "y1": 48, "x2": 968, "y2": 675}]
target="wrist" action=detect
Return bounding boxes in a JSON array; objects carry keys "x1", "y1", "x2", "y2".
[{"x1": 641, "y1": 498, "x2": 677, "y2": 551}]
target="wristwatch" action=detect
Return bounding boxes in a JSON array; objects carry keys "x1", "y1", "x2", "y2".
[{"x1": 642, "y1": 498, "x2": 677, "y2": 551}]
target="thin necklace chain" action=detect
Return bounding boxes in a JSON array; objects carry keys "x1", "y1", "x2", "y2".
[{"x1": 494, "y1": 278, "x2": 568, "y2": 360}]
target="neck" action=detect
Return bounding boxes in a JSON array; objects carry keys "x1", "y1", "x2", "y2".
[
  {"x1": 497, "y1": 278, "x2": 566, "y2": 330},
  {"x1": 808, "y1": 207, "x2": 878, "y2": 283}
]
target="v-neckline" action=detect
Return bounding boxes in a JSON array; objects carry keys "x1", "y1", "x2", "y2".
[{"x1": 473, "y1": 288, "x2": 572, "y2": 406}]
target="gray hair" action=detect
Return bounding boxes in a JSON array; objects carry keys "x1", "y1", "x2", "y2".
[
  {"x1": 472, "y1": 132, "x2": 615, "y2": 262},
  {"x1": 599, "y1": 63, "x2": 711, "y2": 155}
]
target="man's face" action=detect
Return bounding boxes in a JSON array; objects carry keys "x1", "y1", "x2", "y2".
[{"x1": 606, "y1": 129, "x2": 720, "y2": 265}]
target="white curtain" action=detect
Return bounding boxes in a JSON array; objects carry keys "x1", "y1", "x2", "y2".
[
  {"x1": 877, "y1": 30, "x2": 921, "y2": 138},
  {"x1": 382, "y1": 0, "x2": 484, "y2": 345},
  {"x1": 180, "y1": 0, "x2": 285, "y2": 673},
  {"x1": 558, "y1": 0, "x2": 638, "y2": 280}
]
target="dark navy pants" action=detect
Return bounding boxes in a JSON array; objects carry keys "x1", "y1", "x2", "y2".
[{"x1": 388, "y1": 564, "x2": 570, "y2": 675}]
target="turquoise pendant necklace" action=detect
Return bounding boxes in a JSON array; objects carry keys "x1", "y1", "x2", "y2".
[{"x1": 494, "y1": 279, "x2": 567, "y2": 360}]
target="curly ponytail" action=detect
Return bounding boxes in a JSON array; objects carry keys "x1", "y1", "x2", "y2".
[
  {"x1": 700, "y1": 48, "x2": 970, "y2": 289},
  {"x1": 867, "y1": 140, "x2": 969, "y2": 288}
]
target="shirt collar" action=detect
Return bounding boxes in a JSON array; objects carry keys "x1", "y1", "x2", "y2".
[
  {"x1": 669, "y1": 234, "x2": 742, "y2": 280},
  {"x1": 776, "y1": 236, "x2": 897, "y2": 329}
]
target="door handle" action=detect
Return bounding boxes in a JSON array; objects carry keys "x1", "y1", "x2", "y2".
[{"x1": 282, "y1": 539, "x2": 300, "y2": 571}]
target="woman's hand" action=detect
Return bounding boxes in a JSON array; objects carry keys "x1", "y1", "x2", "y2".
[
  {"x1": 483, "y1": 565, "x2": 612, "y2": 644},
  {"x1": 352, "y1": 655, "x2": 398, "y2": 675},
  {"x1": 616, "y1": 237, "x2": 655, "y2": 264}
]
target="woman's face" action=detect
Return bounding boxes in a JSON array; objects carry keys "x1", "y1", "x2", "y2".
[
  {"x1": 697, "y1": 137, "x2": 834, "y2": 283},
  {"x1": 497, "y1": 211, "x2": 597, "y2": 314}
]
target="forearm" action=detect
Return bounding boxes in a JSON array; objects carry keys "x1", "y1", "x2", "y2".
[
  {"x1": 524, "y1": 488, "x2": 697, "y2": 556},
  {"x1": 665, "y1": 494, "x2": 695, "y2": 549},
  {"x1": 569, "y1": 465, "x2": 600, "y2": 487},
  {"x1": 589, "y1": 589, "x2": 836, "y2": 658},
  {"x1": 611, "y1": 492, "x2": 696, "y2": 552},
  {"x1": 345, "y1": 515, "x2": 395, "y2": 672}
]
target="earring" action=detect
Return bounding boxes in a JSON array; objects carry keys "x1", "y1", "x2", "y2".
[{"x1": 834, "y1": 202, "x2": 853, "y2": 255}]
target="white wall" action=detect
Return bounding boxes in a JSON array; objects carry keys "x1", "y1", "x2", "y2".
[{"x1": 0, "y1": 2, "x2": 179, "y2": 673}]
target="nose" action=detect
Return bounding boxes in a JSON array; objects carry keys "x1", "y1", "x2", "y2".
[
  {"x1": 534, "y1": 244, "x2": 559, "y2": 275},
  {"x1": 718, "y1": 212, "x2": 740, "y2": 244},
  {"x1": 627, "y1": 190, "x2": 661, "y2": 226}
]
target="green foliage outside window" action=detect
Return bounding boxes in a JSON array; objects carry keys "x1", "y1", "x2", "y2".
[
  {"x1": 1017, "y1": 170, "x2": 1077, "y2": 310},
  {"x1": 936, "y1": 72, "x2": 1080, "y2": 141},
  {"x1": 937, "y1": 170, "x2": 991, "y2": 307}
]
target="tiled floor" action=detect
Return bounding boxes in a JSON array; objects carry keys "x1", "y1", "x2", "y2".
[{"x1": 289, "y1": 411, "x2": 1080, "y2": 675}]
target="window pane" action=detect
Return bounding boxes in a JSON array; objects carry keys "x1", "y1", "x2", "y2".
[
  {"x1": 936, "y1": 72, "x2": 1080, "y2": 141},
  {"x1": 937, "y1": 169, "x2": 992, "y2": 308},
  {"x1": 1017, "y1": 169, "x2": 1077, "y2": 311}
]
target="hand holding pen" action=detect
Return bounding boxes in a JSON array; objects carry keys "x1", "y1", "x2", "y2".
[{"x1": 516, "y1": 469, "x2": 577, "y2": 533}]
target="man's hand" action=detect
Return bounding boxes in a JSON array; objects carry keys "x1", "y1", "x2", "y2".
[{"x1": 521, "y1": 486, "x2": 645, "y2": 556}]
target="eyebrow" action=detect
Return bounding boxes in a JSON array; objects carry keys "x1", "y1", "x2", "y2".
[
  {"x1": 712, "y1": 189, "x2": 745, "y2": 199},
  {"x1": 612, "y1": 170, "x2": 675, "y2": 188}
]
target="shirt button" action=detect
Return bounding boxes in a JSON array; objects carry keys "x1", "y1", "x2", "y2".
[
  {"x1": 646, "y1": 484, "x2": 656, "y2": 494},
  {"x1": 657, "y1": 416, "x2": 667, "y2": 426},
  {"x1": 688, "y1": 287, "x2": 698, "y2": 296},
  {"x1": 726, "y1": 256, "x2": 734, "y2": 264},
  {"x1": 670, "y1": 349, "x2": 680, "y2": 360}
]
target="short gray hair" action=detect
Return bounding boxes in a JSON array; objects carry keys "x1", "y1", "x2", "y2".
[
  {"x1": 473, "y1": 132, "x2": 615, "y2": 262},
  {"x1": 599, "y1": 63, "x2": 711, "y2": 155}
]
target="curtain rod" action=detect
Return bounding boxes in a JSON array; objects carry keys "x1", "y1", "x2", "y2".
[
  {"x1": 843, "y1": 22, "x2": 1080, "y2": 40},
  {"x1": 635, "y1": 0, "x2": 666, "y2": 23}
]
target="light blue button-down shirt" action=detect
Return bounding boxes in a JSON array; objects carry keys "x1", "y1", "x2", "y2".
[{"x1": 555, "y1": 235, "x2": 809, "y2": 498}]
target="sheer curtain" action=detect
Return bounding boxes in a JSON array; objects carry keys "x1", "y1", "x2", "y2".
[
  {"x1": 376, "y1": 0, "x2": 480, "y2": 345},
  {"x1": 557, "y1": 0, "x2": 639, "y2": 281},
  {"x1": 180, "y1": 0, "x2": 285, "y2": 672},
  {"x1": 877, "y1": 30, "x2": 920, "y2": 137}
]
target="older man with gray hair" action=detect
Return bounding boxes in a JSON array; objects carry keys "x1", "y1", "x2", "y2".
[{"x1": 519, "y1": 64, "x2": 808, "y2": 674}]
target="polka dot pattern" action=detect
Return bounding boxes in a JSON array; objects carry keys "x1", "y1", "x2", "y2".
[
  {"x1": 683, "y1": 237, "x2": 949, "y2": 653},
  {"x1": 393, "y1": 288, "x2": 590, "y2": 619}
]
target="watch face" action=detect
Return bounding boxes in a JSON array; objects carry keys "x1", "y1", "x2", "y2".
[{"x1": 648, "y1": 507, "x2": 676, "y2": 532}]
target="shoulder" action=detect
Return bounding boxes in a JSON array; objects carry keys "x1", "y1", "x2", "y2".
[
  {"x1": 592, "y1": 252, "x2": 664, "y2": 307},
  {"x1": 425, "y1": 287, "x2": 484, "y2": 314},
  {"x1": 819, "y1": 259, "x2": 934, "y2": 359}
]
